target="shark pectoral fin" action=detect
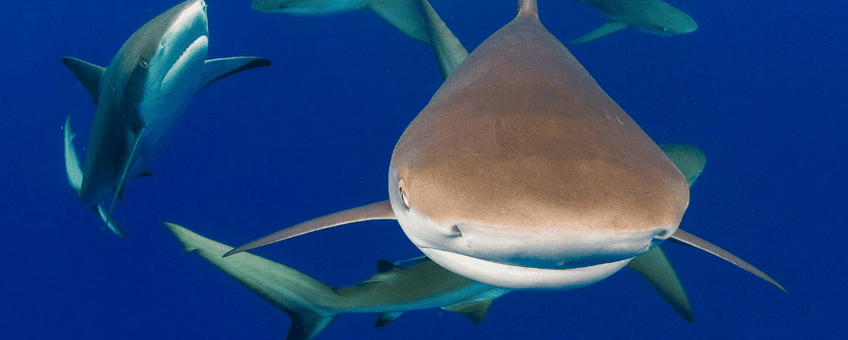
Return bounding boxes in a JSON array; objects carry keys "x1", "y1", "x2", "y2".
[
  {"x1": 670, "y1": 229, "x2": 787, "y2": 293},
  {"x1": 196, "y1": 57, "x2": 272, "y2": 92},
  {"x1": 627, "y1": 246, "x2": 694, "y2": 323},
  {"x1": 367, "y1": 0, "x2": 430, "y2": 44},
  {"x1": 571, "y1": 21, "x2": 628, "y2": 44},
  {"x1": 223, "y1": 200, "x2": 396, "y2": 257},
  {"x1": 660, "y1": 144, "x2": 707, "y2": 187},
  {"x1": 420, "y1": 0, "x2": 468, "y2": 80},
  {"x1": 96, "y1": 204, "x2": 127, "y2": 237},
  {"x1": 61, "y1": 57, "x2": 105, "y2": 105},
  {"x1": 441, "y1": 299, "x2": 495, "y2": 325},
  {"x1": 63, "y1": 116, "x2": 83, "y2": 194},
  {"x1": 373, "y1": 312, "x2": 404, "y2": 328},
  {"x1": 283, "y1": 310, "x2": 335, "y2": 340}
]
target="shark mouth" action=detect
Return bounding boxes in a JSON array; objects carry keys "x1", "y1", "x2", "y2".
[{"x1": 420, "y1": 247, "x2": 632, "y2": 290}]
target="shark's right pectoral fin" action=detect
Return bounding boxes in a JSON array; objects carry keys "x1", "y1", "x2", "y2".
[
  {"x1": 367, "y1": 0, "x2": 430, "y2": 44},
  {"x1": 196, "y1": 57, "x2": 272, "y2": 92},
  {"x1": 223, "y1": 200, "x2": 396, "y2": 257},
  {"x1": 670, "y1": 229, "x2": 787, "y2": 293},
  {"x1": 627, "y1": 246, "x2": 694, "y2": 322},
  {"x1": 61, "y1": 57, "x2": 105, "y2": 105},
  {"x1": 571, "y1": 21, "x2": 628, "y2": 44},
  {"x1": 441, "y1": 299, "x2": 496, "y2": 325},
  {"x1": 420, "y1": 0, "x2": 468, "y2": 80}
]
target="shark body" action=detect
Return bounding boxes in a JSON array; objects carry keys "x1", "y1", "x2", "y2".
[
  {"x1": 62, "y1": 0, "x2": 271, "y2": 235},
  {"x1": 573, "y1": 0, "x2": 698, "y2": 43},
  {"x1": 226, "y1": 0, "x2": 783, "y2": 295}
]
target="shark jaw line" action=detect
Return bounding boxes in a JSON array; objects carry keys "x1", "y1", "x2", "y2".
[{"x1": 420, "y1": 247, "x2": 632, "y2": 290}]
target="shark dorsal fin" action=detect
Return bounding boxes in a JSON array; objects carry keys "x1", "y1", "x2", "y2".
[
  {"x1": 627, "y1": 246, "x2": 694, "y2": 322},
  {"x1": 61, "y1": 57, "x2": 105, "y2": 105},
  {"x1": 196, "y1": 57, "x2": 272, "y2": 93},
  {"x1": 224, "y1": 200, "x2": 396, "y2": 257},
  {"x1": 373, "y1": 311, "x2": 404, "y2": 328},
  {"x1": 441, "y1": 299, "x2": 496, "y2": 325}
]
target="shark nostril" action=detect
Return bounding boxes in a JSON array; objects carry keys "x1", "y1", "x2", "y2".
[{"x1": 451, "y1": 225, "x2": 462, "y2": 237}]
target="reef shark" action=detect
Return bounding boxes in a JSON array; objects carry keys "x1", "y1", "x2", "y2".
[
  {"x1": 225, "y1": 0, "x2": 783, "y2": 294},
  {"x1": 572, "y1": 0, "x2": 698, "y2": 44},
  {"x1": 170, "y1": 144, "x2": 708, "y2": 340},
  {"x1": 250, "y1": 0, "x2": 431, "y2": 43},
  {"x1": 62, "y1": 0, "x2": 271, "y2": 236}
]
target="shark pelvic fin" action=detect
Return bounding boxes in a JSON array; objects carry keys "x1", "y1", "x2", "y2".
[
  {"x1": 61, "y1": 57, "x2": 105, "y2": 105},
  {"x1": 224, "y1": 200, "x2": 396, "y2": 257},
  {"x1": 670, "y1": 229, "x2": 787, "y2": 293},
  {"x1": 571, "y1": 21, "x2": 628, "y2": 44},
  {"x1": 367, "y1": 0, "x2": 430, "y2": 44},
  {"x1": 441, "y1": 298, "x2": 496, "y2": 325},
  {"x1": 63, "y1": 116, "x2": 83, "y2": 194},
  {"x1": 373, "y1": 311, "x2": 404, "y2": 327},
  {"x1": 420, "y1": 0, "x2": 468, "y2": 80},
  {"x1": 627, "y1": 246, "x2": 693, "y2": 322},
  {"x1": 196, "y1": 57, "x2": 272, "y2": 92}
]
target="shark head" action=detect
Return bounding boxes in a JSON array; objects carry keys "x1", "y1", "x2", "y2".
[
  {"x1": 632, "y1": 1, "x2": 698, "y2": 36},
  {"x1": 77, "y1": 0, "x2": 210, "y2": 206},
  {"x1": 387, "y1": 0, "x2": 689, "y2": 290}
]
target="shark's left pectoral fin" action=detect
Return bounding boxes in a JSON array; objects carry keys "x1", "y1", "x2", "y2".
[
  {"x1": 670, "y1": 229, "x2": 787, "y2": 293},
  {"x1": 571, "y1": 21, "x2": 628, "y2": 44},
  {"x1": 441, "y1": 299, "x2": 496, "y2": 325},
  {"x1": 373, "y1": 311, "x2": 404, "y2": 327},
  {"x1": 627, "y1": 246, "x2": 694, "y2": 322},
  {"x1": 64, "y1": 116, "x2": 83, "y2": 194},
  {"x1": 196, "y1": 57, "x2": 272, "y2": 92},
  {"x1": 61, "y1": 57, "x2": 105, "y2": 105},
  {"x1": 367, "y1": 0, "x2": 430, "y2": 44},
  {"x1": 223, "y1": 200, "x2": 396, "y2": 257}
]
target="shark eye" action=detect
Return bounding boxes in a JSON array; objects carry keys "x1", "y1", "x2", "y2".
[
  {"x1": 398, "y1": 179, "x2": 410, "y2": 210},
  {"x1": 139, "y1": 60, "x2": 149, "y2": 69}
]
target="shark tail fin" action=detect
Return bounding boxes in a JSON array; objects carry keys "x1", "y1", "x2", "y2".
[
  {"x1": 367, "y1": 0, "x2": 430, "y2": 44},
  {"x1": 670, "y1": 229, "x2": 787, "y2": 293},
  {"x1": 627, "y1": 246, "x2": 694, "y2": 322},
  {"x1": 420, "y1": 0, "x2": 468, "y2": 80},
  {"x1": 571, "y1": 21, "x2": 628, "y2": 44},
  {"x1": 95, "y1": 205, "x2": 128, "y2": 237},
  {"x1": 163, "y1": 222, "x2": 341, "y2": 340}
]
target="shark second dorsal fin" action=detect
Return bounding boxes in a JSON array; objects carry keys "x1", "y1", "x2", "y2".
[
  {"x1": 373, "y1": 311, "x2": 404, "y2": 327},
  {"x1": 224, "y1": 200, "x2": 396, "y2": 257},
  {"x1": 367, "y1": 0, "x2": 430, "y2": 44},
  {"x1": 196, "y1": 57, "x2": 272, "y2": 93},
  {"x1": 420, "y1": 0, "x2": 468, "y2": 80},
  {"x1": 571, "y1": 21, "x2": 628, "y2": 44},
  {"x1": 61, "y1": 57, "x2": 105, "y2": 105},
  {"x1": 441, "y1": 299, "x2": 495, "y2": 325},
  {"x1": 670, "y1": 229, "x2": 787, "y2": 293},
  {"x1": 627, "y1": 246, "x2": 693, "y2": 322}
]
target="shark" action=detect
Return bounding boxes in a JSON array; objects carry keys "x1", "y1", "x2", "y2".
[
  {"x1": 572, "y1": 0, "x2": 698, "y2": 44},
  {"x1": 225, "y1": 0, "x2": 783, "y2": 294},
  {"x1": 249, "y1": 0, "x2": 431, "y2": 44},
  {"x1": 62, "y1": 0, "x2": 271, "y2": 236},
  {"x1": 168, "y1": 144, "x2": 709, "y2": 340}
]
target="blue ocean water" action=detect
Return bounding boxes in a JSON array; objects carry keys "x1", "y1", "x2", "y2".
[{"x1": 1, "y1": 0, "x2": 843, "y2": 339}]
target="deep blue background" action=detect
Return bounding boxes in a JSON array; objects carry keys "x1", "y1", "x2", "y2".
[{"x1": 1, "y1": 0, "x2": 843, "y2": 339}]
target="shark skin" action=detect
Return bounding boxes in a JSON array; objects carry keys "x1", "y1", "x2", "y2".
[
  {"x1": 572, "y1": 0, "x2": 698, "y2": 44},
  {"x1": 225, "y1": 0, "x2": 784, "y2": 294},
  {"x1": 250, "y1": 0, "x2": 431, "y2": 44},
  {"x1": 62, "y1": 0, "x2": 271, "y2": 235}
]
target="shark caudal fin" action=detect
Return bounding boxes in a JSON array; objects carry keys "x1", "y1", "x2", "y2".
[
  {"x1": 366, "y1": 0, "x2": 430, "y2": 43},
  {"x1": 419, "y1": 0, "x2": 468, "y2": 79},
  {"x1": 64, "y1": 116, "x2": 127, "y2": 237},
  {"x1": 164, "y1": 223, "x2": 340, "y2": 340}
]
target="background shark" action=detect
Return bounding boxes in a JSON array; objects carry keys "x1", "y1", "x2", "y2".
[
  {"x1": 62, "y1": 0, "x2": 271, "y2": 236},
  {"x1": 572, "y1": 0, "x2": 698, "y2": 44}
]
